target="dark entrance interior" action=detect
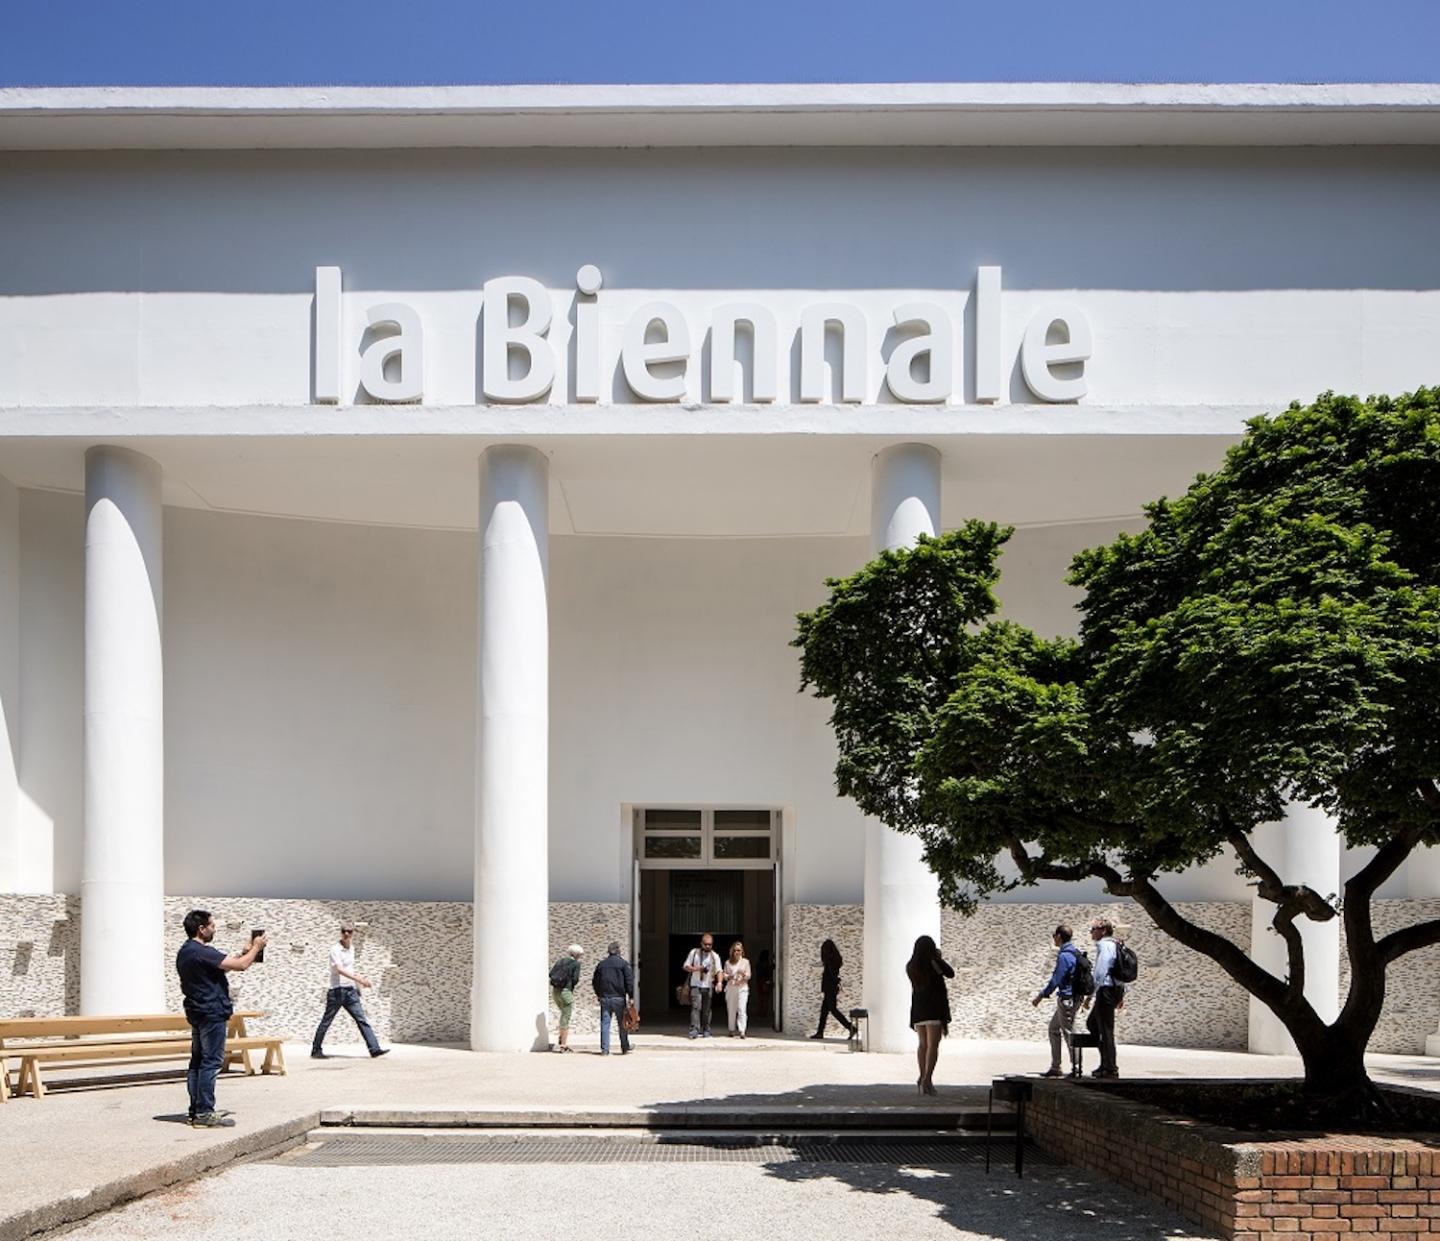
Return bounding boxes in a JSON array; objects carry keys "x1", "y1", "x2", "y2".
[{"x1": 637, "y1": 868, "x2": 776, "y2": 1027}]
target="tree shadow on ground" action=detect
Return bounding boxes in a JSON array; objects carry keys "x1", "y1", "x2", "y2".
[{"x1": 641, "y1": 1081, "x2": 1218, "y2": 1240}]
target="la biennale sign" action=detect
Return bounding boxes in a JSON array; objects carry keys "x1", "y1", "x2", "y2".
[{"x1": 313, "y1": 265, "x2": 1093, "y2": 407}]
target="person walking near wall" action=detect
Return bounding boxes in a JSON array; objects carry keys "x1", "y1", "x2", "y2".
[
  {"x1": 683, "y1": 932, "x2": 722, "y2": 1040},
  {"x1": 311, "y1": 923, "x2": 389, "y2": 1060},
  {"x1": 176, "y1": 910, "x2": 267, "y2": 1128},
  {"x1": 549, "y1": 944, "x2": 584, "y2": 1052},
  {"x1": 1085, "y1": 917, "x2": 1124, "y2": 1078},
  {"x1": 592, "y1": 941, "x2": 634, "y2": 1055},
  {"x1": 721, "y1": 940, "x2": 752, "y2": 1038},
  {"x1": 809, "y1": 938, "x2": 856, "y2": 1041},
  {"x1": 907, "y1": 935, "x2": 954, "y2": 1096},
  {"x1": 1031, "y1": 923, "x2": 1084, "y2": 1077}
]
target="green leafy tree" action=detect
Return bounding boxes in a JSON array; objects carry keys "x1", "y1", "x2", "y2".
[{"x1": 795, "y1": 390, "x2": 1440, "y2": 1120}]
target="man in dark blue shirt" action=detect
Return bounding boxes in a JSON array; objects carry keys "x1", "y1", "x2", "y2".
[
  {"x1": 176, "y1": 909, "x2": 267, "y2": 1127},
  {"x1": 1032, "y1": 923, "x2": 1081, "y2": 1078}
]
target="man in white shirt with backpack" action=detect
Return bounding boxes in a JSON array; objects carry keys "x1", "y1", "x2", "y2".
[
  {"x1": 1084, "y1": 917, "x2": 1128, "y2": 1078},
  {"x1": 683, "y1": 932, "x2": 723, "y2": 1039}
]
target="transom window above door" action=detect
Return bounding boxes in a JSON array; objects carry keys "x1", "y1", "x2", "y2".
[{"x1": 635, "y1": 807, "x2": 777, "y2": 865}]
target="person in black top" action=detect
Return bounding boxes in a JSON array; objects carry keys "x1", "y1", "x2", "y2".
[
  {"x1": 591, "y1": 941, "x2": 634, "y2": 1055},
  {"x1": 810, "y1": 938, "x2": 856, "y2": 1040},
  {"x1": 906, "y1": 934, "x2": 954, "y2": 1096},
  {"x1": 175, "y1": 909, "x2": 267, "y2": 1127}
]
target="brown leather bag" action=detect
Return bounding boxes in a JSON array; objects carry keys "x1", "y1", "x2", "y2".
[{"x1": 622, "y1": 1000, "x2": 640, "y2": 1032}]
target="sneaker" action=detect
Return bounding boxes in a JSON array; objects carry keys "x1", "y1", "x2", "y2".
[
  {"x1": 310, "y1": 1051, "x2": 330, "y2": 1060},
  {"x1": 688, "y1": 1031, "x2": 699, "y2": 1040},
  {"x1": 370, "y1": 1049, "x2": 390, "y2": 1058},
  {"x1": 191, "y1": 1112, "x2": 235, "y2": 1129},
  {"x1": 808, "y1": 1033, "x2": 825, "y2": 1040},
  {"x1": 1040, "y1": 1067, "x2": 1063, "y2": 1078},
  {"x1": 702, "y1": 1031, "x2": 713, "y2": 1038}
]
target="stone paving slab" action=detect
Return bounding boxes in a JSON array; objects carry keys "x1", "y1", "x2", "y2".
[{"x1": 2, "y1": 1035, "x2": 1435, "y2": 1241}]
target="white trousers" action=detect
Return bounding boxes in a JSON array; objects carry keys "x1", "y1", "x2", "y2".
[{"x1": 725, "y1": 986, "x2": 749, "y2": 1034}]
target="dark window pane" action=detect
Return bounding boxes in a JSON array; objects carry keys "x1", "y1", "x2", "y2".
[
  {"x1": 645, "y1": 834, "x2": 702, "y2": 859},
  {"x1": 713, "y1": 835, "x2": 771, "y2": 859},
  {"x1": 714, "y1": 810, "x2": 771, "y2": 831},
  {"x1": 645, "y1": 809, "x2": 702, "y2": 831}
]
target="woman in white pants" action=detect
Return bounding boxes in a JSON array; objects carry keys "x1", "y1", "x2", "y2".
[{"x1": 722, "y1": 940, "x2": 752, "y2": 1038}]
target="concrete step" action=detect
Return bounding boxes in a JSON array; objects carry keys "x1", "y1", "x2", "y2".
[{"x1": 318, "y1": 1104, "x2": 1016, "y2": 1131}]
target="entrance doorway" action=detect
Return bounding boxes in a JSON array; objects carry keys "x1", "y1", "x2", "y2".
[{"x1": 631, "y1": 808, "x2": 780, "y2": 1029}]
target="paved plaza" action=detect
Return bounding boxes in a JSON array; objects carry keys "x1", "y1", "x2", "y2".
[{"x1": 4, "y1": 1034, "x2": 1438, "y2": 1240}]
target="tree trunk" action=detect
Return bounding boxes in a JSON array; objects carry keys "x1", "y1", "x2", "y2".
[{"x1": 1292, "y1": 1021, "x2": 1392, "y2": 1126}]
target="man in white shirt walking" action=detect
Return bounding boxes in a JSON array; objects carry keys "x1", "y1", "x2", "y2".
[
  {"x1": 684, "y1": 932, "x2": 722, "y2": 1039},
  {"x1": 311, "y1": 923, "x2": 390, "y2": 1059},
  {"x1": 1084, "y1": 917, "x2": 1123, "y2": 1078}
]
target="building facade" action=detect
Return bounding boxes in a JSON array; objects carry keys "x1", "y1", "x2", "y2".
[{"x1": 3, "y1": 84, "x2": 1440, "y2": 1053}]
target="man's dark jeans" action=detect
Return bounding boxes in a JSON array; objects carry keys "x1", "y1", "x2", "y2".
[
  {"x1": 312, "y1": 986, "x2": 381, "y2": 1054},
  {"x1": 599, "y1": 995, "x2": 630, "y2": 1054},
  {"x1": 1086, "y1": 985, "x2": 1121, "y2": 1073},
  {"x1": 186, "y1": 1018, "x2": 228, "y2": 1117}
]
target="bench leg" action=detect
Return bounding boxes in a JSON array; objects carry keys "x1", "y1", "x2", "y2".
[
  {"x1": 262, "y1": 1043, "x2": 287, "y2": 1076},
  {"x1": 17, "y1": 1058, "x2": 44, "y2": 1100},
  {"x1": 0, "y1": 1061, "x2": 9, "y2": 1104}
]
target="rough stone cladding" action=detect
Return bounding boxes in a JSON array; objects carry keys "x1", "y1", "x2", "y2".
[
  {"x1": 0, "y1": 895, "x2": 628, "y2": 1042},
  {"x1": 783, "y1": 904, "x2": 864, "y2": 1037},
  {"x1": 1339, "y1": 899, "x2": 1440, "y2": 1055},
  {"x1": 943, "y1": 901, "x2": 1253, "y2": 1049}
]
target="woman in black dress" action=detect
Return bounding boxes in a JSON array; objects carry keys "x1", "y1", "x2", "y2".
[
  {"x1": 809, "y1": 938, "x2": 856, "y2": 1040},
  {"x1": 907, "y1": 934, "x2": 954, "y2": 1095}
]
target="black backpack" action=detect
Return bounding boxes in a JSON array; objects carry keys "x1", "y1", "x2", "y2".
[
  {"x1": 1112, "y1": 940, "x2": 1139, "y2": 985},
  {"x1": 1070, "y1": 949, "x2": 1096, "y2": 998},
  {"x1": 548, "y1": 958, "x2": 573, "y2": 989}
]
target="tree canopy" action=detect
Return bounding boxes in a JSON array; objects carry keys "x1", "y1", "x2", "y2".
[{"x1": 795, "y1": 389, "x2": 1440, "y2": 1114}]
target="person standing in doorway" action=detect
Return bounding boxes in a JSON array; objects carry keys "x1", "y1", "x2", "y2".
[
  {"x1": 549, "y1": 944, "x2": 584, "y2": 1053},
  {"x1": 592, "y1": 940, "x2": 634, "y2": 1055},
  {"x1": 683, "y1": 932, "x2": 722, "y2": 1039},
  {"x1": 1031, "y1": 923, "x2": 1082, "y2": 1077},
  {"x1": 907, "y1": 935, "x2": 954, "y2": 1096},
  {"x1": 175, "y1": 910, "x2": 267, "y2": 1128},
  {"x1": 311, "y1": 923, "x2": 389, "y2": 1059},
  {"x1": 1085, "y1": 917, "x2": 1123, "y2": 1078},
  {"x1": 722, "y1": 940, "x2": 752, "y2": 1038},
  {"x1": 810, "y1": 938, "x2": 856, "y2": 1041}
]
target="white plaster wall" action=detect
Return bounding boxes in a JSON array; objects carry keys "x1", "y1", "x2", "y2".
[
  {"x1": 2, "y1": 147, "x2": 1440, "y2": 412},
  {"x1": 11, "y1": 492, "x2": 1256, "y2": 907}
]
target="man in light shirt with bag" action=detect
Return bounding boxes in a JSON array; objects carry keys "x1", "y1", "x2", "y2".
[{"x1": 683, "y1": 932, "x2": 723, "y2": 1039}]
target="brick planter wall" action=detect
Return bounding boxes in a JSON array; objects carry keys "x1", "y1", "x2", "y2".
[{"x1": 1028, "y1": 1079, "x2": 1440, "y2": 1240}]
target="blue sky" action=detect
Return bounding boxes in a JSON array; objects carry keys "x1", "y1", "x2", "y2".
[{"x1": 2, "y1": 0, "x2": 1438, "y2": 86}]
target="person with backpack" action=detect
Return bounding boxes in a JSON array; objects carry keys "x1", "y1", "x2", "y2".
[
  {"x1": 1031, "y1": 923, "x2": 1088, "y2": 1077},
  {"x1": 548, "y1": 944, "x2": 584, "y2": 1053},
  {"x1": 1084, "y1": 917, "x2": 1136, "y2": 1078}
]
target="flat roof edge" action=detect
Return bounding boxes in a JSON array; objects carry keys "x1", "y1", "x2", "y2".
[{"x1": 3, "y1": 82, "x2": 1440, "y2": 149}]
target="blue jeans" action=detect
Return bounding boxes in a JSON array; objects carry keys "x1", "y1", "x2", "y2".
[
  {"x1": 312, "y1": 987, "x2": 382, "y2": 1054},
  {"x1": 599, "y1": 995, "x2": 630, "y2": 1054},
  {"x1": 186, "y1": 1018, "x2": 228, "y2": 1117}
]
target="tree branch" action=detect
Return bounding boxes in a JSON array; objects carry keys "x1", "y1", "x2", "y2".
[
  {"x1": 1378, "y1": 917, "x2": 1440, "y2": 966},
  {"x1": 1228, "y1": 830, "x2": 1337, "y2": 923},
  {"x1": 1272, "y1": 904, "x2": 1307, "y2": 1003}
]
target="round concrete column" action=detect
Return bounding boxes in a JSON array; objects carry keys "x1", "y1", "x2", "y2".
[
  {"x1": 1247, "y1": 801, "x2": 1341, "y2": 1055},
  {"x1": 473, "y1": 446, "x2": 551, "y2": 1052},
  {"x1": 864, "y1": 444, "x2": 944, "y2": 1053},
  {"x1": 82, "y1": 446, "x2": 165, "y2": 1015}
]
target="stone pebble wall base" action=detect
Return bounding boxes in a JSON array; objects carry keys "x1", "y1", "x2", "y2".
[
  {"x1": 1029, "y1": 1080, "x2": 1440, "y2": 1241},
  {"x1": 0, "y1": 894, "x2": 629, "y2": 1044},
  {"x1": 1340, "y1": 900, "x2": 1440, "y2": 1056},
  {"x1": 783, "y1": 904, "x2": 864, "y2": 1039},
  {"x1": 942, "y1": 900, "x2": 1253, "y2": 1050}
]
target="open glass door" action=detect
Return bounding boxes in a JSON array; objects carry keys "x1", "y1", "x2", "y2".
[{"x1": 632, "y1": 855, "x2": 642, "y2": 1017}]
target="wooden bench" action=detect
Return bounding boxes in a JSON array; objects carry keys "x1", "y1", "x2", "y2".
[{"x1": 0, "y1": 1011, "x2": 285, "y2": 1102}]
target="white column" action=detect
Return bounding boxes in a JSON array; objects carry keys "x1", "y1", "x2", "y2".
[
  {"x1": 81, "y1": 447, "x2": 165, "y2": 1014},
  {"x1": 1247, "y1": 801, "x2": 1341, "y2": 1055},
  {"x1": 863, "y1": 443, "x2": 944, "y2": 1053},
  {"x1": 473, "y1": 445, "x2": 551, "y2": 1052},
  {"x1": 0, "y1": 475, "x2": 19, "y2": 893}
]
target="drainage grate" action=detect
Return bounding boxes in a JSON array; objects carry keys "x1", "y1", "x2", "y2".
[{"x1": 282, "y1": 1134, "x2": 1054, "y2": 1168}]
